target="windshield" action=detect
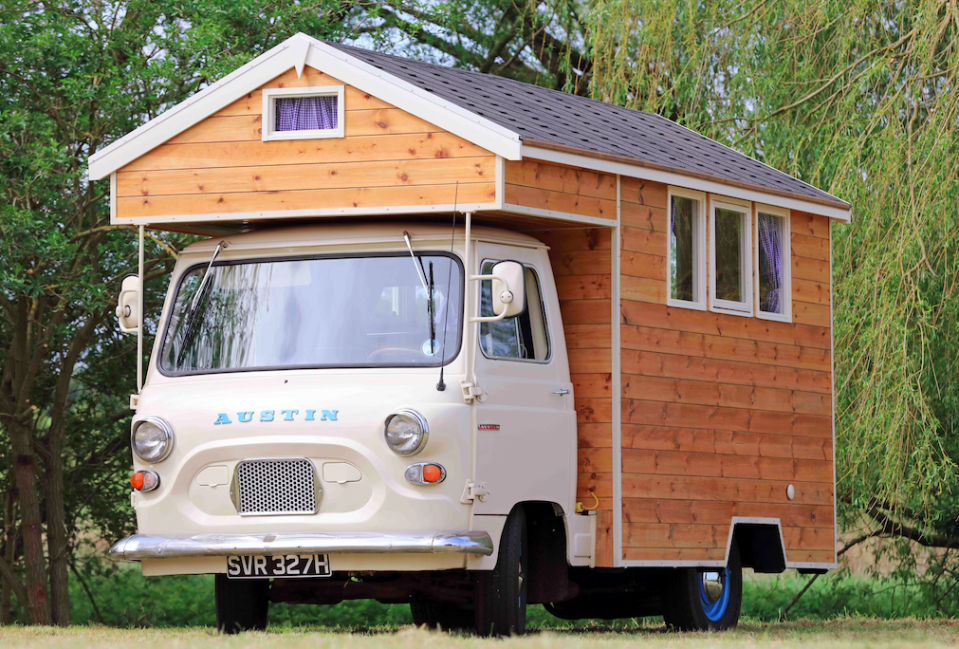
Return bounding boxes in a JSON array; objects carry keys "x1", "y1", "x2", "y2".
[{"x1": 159, "y1": 253, "x2": 462, "y2": 374}]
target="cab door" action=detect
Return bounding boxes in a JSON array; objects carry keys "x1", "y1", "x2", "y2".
[{"x1": 471, "y1": 241, "x2": 575, "y2": 515}]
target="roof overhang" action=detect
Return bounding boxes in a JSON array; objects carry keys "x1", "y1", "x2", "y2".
[
  {"x1": 522, "y1": 141, "x2": 852, "y2": 223},
  {"x1": 87, "y1": 33, "x2": 523, "y2": 181}
]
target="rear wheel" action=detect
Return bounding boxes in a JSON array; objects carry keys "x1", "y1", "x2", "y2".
[
  {"x1": 410, "y1": 600, "x2": 474, "y2": 631},
  {"x1": 474, "y1": 505, "x2": 527, "y2": 636},
  {"x1": 215, "y1": 575, "x2": 269, "y2": 634},
  {"x1": 663, "y1": 540, "x2": 742, "y2": 631}
]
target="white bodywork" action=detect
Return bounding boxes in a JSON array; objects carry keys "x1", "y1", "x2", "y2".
[{"x1": 127, "y1": 222, "x2": 591, "y2": 576}]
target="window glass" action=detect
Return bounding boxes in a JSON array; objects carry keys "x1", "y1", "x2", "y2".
[
  {"x1": 758, "y1": 213, "x2": 786, "y2": 315},
  {"x1": 670, "y1": 195, "x2": 700, "y2": 302},
  {"x1": 275, "y1": 95, "x2": 338, "y2": 132},
  {"x1": 479, "y1": 261, "x2": 550, "y2": 361},
  {"x1": 160, "y1": 254, "x2": 461, "y2": 374},
  {"x1": 714, "y1": 207, "x2": 745, "y2": 303}
]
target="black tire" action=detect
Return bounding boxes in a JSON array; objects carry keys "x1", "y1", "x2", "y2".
[
  {"x1": 662, "y1": 539, "x2": 742, "y2": 631},
  {"x1": 410, "y1": 600, "x2": 474, "y2": 631},
  {"x1": 474, "y1": 505, "x2": 528, "y2": 636},
  {"x1": 215, "y1": 574, "x2": 269, "y2": 634}
]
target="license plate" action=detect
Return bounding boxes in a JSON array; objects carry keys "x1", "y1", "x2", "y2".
[{"x1": 225, "y1": 554, "x2": 331, "y2": 579}]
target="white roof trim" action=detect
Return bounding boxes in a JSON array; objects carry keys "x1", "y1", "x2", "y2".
[
  {"x1": 88, "y1": 33, "x2": 522, "y2": 180},
  {"x1": 523, "y1": 145, "x2": 852, "y2": 223}
]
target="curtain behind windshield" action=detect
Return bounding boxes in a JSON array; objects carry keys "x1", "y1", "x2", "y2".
[{"x1": 160, "y1": 255, "x2": 461, "y2": 374}]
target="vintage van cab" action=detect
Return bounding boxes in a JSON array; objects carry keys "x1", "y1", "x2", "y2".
[{"x1": 91, "y1": 34, "x2": 851, "y2": 634}]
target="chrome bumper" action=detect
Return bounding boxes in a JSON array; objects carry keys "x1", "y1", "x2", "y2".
[{"x1": 109, "y1": 531, "x2": 494, "y2": 561}]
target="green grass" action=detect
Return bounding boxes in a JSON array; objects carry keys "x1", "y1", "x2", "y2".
[
  {"x1": 60, "y1": 566, "x2": 944, "y2": 629},
  {"x1": 1, "y1": 620, "x2": 958, "y2": 649}
]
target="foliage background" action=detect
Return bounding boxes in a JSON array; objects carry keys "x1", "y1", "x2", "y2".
[{"x1": 2, "y1": 0, "x2": 958, "y2": 625}]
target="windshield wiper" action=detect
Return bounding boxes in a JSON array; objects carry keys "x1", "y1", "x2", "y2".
[
  {"x1": 426, "y1": 262, "x2": 436, "y2": 354},
  {"x1": 176, "y1": 241, "x2": 226, "y2": 366},
  {"x1": 403, "y1": 232, "x2": 435, "y2": 355}
]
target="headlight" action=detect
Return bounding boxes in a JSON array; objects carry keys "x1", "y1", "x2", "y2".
[
  {"x1": 384, "y1": 409, "x2": 429, "y2": 456},
  {"x1": 131, "y1": 417, "x2": 175, "y2": 463}
]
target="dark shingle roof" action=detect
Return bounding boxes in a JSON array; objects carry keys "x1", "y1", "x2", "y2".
[{"x1": 328, "y1": 41, "x2": 847, "y2": 208}]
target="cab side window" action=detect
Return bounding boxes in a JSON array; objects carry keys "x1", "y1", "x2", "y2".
[{"x1": 479, "y1": 260, "x2": 551, "y2": 361}]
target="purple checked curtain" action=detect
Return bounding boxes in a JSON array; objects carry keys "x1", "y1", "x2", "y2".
[
  {"x1": 758, "y1": 213, "x2": 784, "y2": 313},
  {"x1": 275, "y1": 95, "x2": 337, "y2": 132}
]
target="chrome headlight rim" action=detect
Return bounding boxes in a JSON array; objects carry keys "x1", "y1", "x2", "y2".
[
  {"x1": 131, "y1": 416, "x2": 175, "y2": 463},
  {"x1": 384, "y1": 409, "x2": 429, "y2": 457}
]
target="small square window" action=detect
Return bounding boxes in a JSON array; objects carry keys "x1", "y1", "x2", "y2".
[
  {"x1": 262, "y1": 85, "x2": 345, "y2": 141},
  {"x1": 710, "y1": 200, "x2": 753, "y2": 316},
  {"x1": 755, "y1": 205, "x2": 792, "y2": 322}
]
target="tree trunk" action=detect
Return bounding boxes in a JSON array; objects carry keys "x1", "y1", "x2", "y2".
[
  {"x1": 9, "y1": 420, "x2": 51, "y2": 625},
  {"x1": 1, "y1": 489, "x2": 15, "y2": 624},
  {"x1": 45, "y1": 450, "x2": 70, "y2": 626}
]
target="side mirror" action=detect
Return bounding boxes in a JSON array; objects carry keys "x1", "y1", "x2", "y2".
[
  {"x1": 116, "y1": 274, "x2": 140, "y2": 334},
  {"x1": 491, "y1": 261, "x2": 526, "y2": 318}
]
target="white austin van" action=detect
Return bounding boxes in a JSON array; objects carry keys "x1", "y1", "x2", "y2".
[{"x1": 95, "y1": 34, "x2": 849, "y2": 635}]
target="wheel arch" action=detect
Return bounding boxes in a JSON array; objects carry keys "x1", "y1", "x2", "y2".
[
  {"x1": 516, "y1": 501, "x2": 578, "y2": 604},
  {"x1": 728, "y1": 517, "x2": 787, "y2": 574}
]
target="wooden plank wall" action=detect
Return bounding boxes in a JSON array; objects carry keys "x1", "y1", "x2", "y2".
[
  {"x1": 115, "y1": 67, "x2": 496, "y2": 219},
  {"x1": 617, "y1": 177, "x2": 836, "y2": 565},
  {"x1": 505, "y1": 160, "x2": 617, "y2": 222},
  {"x1": 537, "y1": 223, "x2": 615, "y2": 568}
]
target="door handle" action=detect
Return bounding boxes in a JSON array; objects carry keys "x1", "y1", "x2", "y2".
[{"x1": 552, "y1": 389, "x2": 570, "y2": 395}]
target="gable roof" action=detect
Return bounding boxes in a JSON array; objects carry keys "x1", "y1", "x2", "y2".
[
  {"x1": 328, "y1": 42, "x2": 848, "y2": 212},
  {"x1": 88, "y1": 33, "x2": 850, "y2": 220}
]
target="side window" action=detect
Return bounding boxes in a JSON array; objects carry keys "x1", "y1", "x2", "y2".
[
  {"x1": 710, "y1": 200, "x2": 753, "y2": 315},
  {"x1": 479, "y1": 261, "x2": 551, "y2": 361},
  {"x1": 755, "y1": 207, "x2": 792, "y2": 322},
  {"x1": 667, "y1": 189, "x2": 706, "y2": 310}
]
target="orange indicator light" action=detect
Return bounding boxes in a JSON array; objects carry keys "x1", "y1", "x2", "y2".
[
  {"x1": 130, "y1": 470, "x2": 160, "y2": 492},
  {"x1": 422, "y1": 464, "x2": 443, "y2": 483}
]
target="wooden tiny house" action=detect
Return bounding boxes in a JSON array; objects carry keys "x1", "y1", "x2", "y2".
[{"x1": 91, "y1": 33, "x2": 850, "y2": 571}]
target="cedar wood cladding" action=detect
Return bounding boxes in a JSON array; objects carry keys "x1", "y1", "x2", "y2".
[
  {"x1": 114, "y1": 68, "x2": 497, "y2": 219},
  {"x1": 520, "y1": 161, "x2": 835, "y2": 568},
  {"x1": 616, "y1": 177, "x2": 835, "y2": 566}
]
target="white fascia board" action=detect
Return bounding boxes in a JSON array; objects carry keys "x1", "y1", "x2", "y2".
[
  {"x1": 88, "y1": 40, "x2": 294, "y2": 180},
  {"x1": 306, "y1": 40, "x2": 522, "y2": 161},
  {"x1": 89, "y1": 33, "x2": 523, "y2": 180},
  {"x1": 523, "y1": 146, "x2": 852, "y2": 223}
]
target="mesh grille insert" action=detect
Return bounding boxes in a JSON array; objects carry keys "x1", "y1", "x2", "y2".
[{"x1": 235, "y1": 459, "x2": 318, "y2": 515}]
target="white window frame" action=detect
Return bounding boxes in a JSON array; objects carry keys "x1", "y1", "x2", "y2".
[
  {"x1": 666, "y1": 187, "x2": 707, "y2": 311},
  {"x1": 709, "y1": 197, "x2": 753, "y2": 317},
  {"x1": 754, "y1": 203, "x2": 792, "y2": 323},
  {"x1": 261, "y1": 85, "x2": 345, "y2": 141}
]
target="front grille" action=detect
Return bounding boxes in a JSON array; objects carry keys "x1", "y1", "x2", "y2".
[{"x1": 235, "y1": 459, "x2": 318, "y2": 516}]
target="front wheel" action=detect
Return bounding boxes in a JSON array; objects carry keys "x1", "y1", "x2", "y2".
[
  {"x1": 215, "y1": 575, "x2": 269, "y2": 634},
  {"x1": 663, "y1": 540, "x2": 742, "y2": 631},
  {"x1": 474, "y1": 505, "x2": 527, "y2": 636}
]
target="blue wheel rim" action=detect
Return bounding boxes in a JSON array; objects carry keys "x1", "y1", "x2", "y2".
[{"x1": 698, "y1": 568, "x2": 730, "y2": 621}]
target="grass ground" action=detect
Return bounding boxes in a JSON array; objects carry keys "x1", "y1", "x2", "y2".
[{"x1": 1, "y1": 619, "x2": 958, "y2": 649}]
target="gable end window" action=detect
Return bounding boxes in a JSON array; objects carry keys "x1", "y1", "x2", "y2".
[
  {"x1": 709, "y1": 199, "x2": 753, "y2": 316},
  {"x1": 262, "y1": 86, "x2": 345, "y2": 141},
  {"x1": 755, "y1": 205, "x2": 792, "y2": 322}
]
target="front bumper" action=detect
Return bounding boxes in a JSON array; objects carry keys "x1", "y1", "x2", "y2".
[{"x1": 109, "y1": 531, "x2": 493, "y2": 561}]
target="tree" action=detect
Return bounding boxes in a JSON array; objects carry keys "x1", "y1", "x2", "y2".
[{"x1": 0, "y1": 0, "x2": 352, "y2": 625}]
